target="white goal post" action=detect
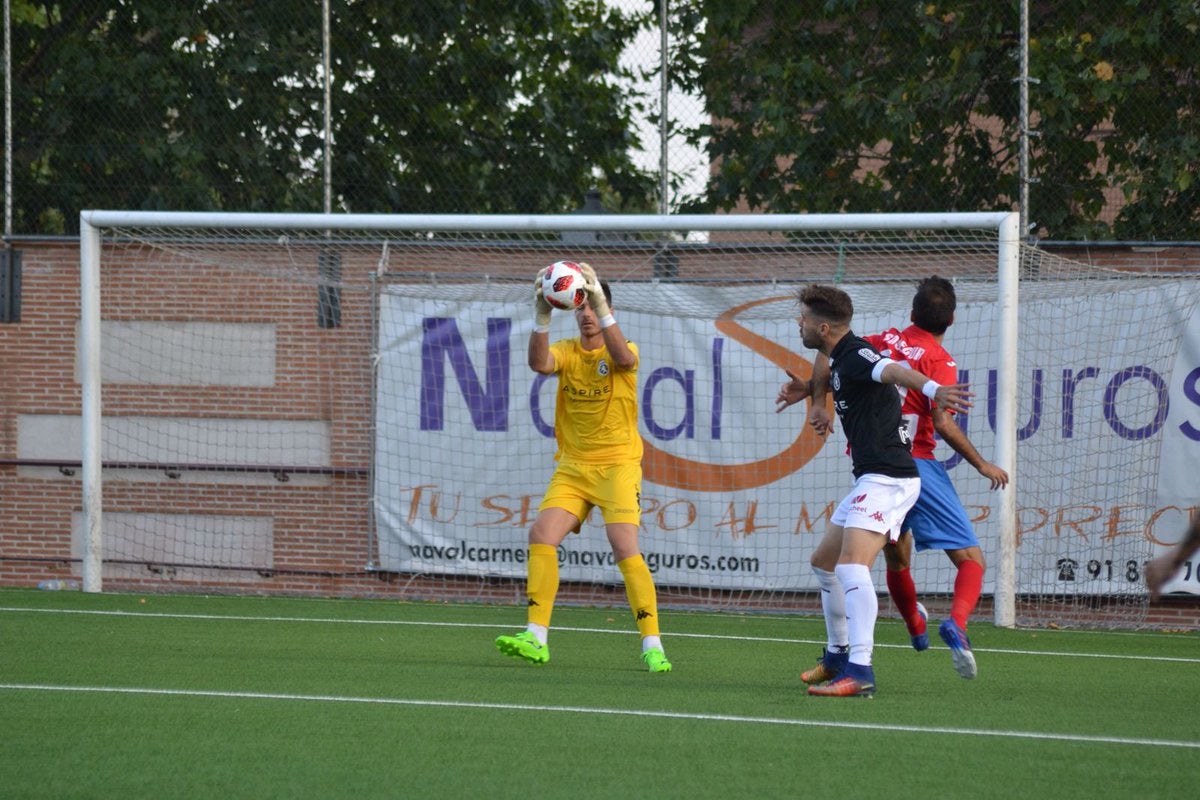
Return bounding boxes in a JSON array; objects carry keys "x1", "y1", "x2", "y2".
[{"x1": 76, "y1": 210, "x2": 1197, "y2": 629}]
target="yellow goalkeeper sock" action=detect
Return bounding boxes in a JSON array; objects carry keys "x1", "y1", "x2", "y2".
[
  {"x1": 526, "y1": 543, "x2": 559, "y2": 629},
  {"x1": 618, "y1": 554, "x2": 661, "y2": 638}
]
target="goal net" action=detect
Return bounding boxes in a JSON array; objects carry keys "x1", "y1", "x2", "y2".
[{"x1": 75, "y1": 211, "x2": 1199, "y2": 629}]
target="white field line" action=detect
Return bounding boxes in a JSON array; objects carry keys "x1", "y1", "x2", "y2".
[
  {"x1": 2, "y1": 605, "x2": 1198, "y2": 664},
  {"x1": 1, "y1": 682, "x2": 1197, "y2": 750}
]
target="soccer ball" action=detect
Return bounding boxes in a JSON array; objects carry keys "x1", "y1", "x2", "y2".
[{"x1": 541, "y1": 261, "x2": 587, "y2": 310}]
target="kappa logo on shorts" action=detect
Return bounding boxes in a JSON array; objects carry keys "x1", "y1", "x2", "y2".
[{"x1": 870, "y1": 511, "x2": 885, "y2": 523}]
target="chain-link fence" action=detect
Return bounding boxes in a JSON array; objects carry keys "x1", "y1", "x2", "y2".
[{"x1": 4, "y1": 1, "x2": 1198, "y2": 239}]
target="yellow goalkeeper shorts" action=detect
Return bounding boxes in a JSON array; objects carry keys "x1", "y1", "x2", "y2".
[{"x1": 539, "y1": 461, "x2": 643, "y2": 527}]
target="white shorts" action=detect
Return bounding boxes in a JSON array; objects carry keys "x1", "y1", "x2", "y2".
[{"x1": 830, "y1": 474, "x2": 921, "y2": 542}]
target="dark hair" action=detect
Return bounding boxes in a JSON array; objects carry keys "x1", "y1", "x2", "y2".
[
  {"x1": 797, "y1": 283, "x2": 853, "y2": 325},
  {"x1": 911, "y1": 275, "x2": 956, "y2": 334},
  {"x1": 600, "y1": 279, "x2": 613, "y2": 306}
]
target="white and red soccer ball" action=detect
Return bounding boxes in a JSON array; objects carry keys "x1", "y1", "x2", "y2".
[{"x1": 542, "y1": 260, "x2": 587, "y2": 310}]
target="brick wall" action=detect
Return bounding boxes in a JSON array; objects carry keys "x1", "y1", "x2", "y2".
[{"x1": 1, "y1": 236, "x2": 1196, "y2": 630}]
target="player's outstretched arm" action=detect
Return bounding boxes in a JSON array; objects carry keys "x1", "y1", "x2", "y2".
[
  {"x1": 1145, "y1": 513, "x2": 1200, "y2": 601},
  {"x1": 932, "y1": 408, "x2": 1009, "y2": 490},
  {"x1": 880, "y1": 361, "x2": 972, "y2": 415},
  {"x1": 775, "y1": 369, "x2": 833, "y2": 439},
  {"x1": 775, "y1": 369, "x2": 812, "y2": 412}
]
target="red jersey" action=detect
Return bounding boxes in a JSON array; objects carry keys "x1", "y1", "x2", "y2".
[{"x1": 865, "y1": 325, "x2": 958, "y2": 460}]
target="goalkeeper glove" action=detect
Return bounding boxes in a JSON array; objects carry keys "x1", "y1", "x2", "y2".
[
  {"x1": 533, "y1": 267, "x2": 553, "y2": 329},
  {"x1": 578, "y1": 263, "x2": 612, "y2": 320}
]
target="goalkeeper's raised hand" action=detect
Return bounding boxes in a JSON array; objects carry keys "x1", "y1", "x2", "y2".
[
  {"x1": 533, "y1": 267, "x2": 553, "y2": 329},
  {"x1": 578, "y1": 263, "x2": 611, "y2": 320}
]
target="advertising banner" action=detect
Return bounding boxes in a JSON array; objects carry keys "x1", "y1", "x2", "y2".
[{"x1": 374, "y1": 283, "x2": 1200, "y2": 595}]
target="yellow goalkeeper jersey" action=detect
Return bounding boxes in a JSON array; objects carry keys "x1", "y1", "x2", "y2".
[{"x1": 548, "y1": 337, "x2": 643, "y2": 466}]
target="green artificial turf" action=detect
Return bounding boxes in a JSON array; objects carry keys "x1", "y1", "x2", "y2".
[{"x1": 1, "y1": 589, "x2": 1197, "y2": 799}]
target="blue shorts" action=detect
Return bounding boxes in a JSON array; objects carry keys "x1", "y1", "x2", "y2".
[{"x1": 903, "y1": 458, "x2": 979, "y2": 552}]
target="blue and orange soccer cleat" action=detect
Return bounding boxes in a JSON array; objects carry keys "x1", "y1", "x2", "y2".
[
  {"x1": 800, "y1": 647, "x2": 848, "y2": 685},
  {"x1": 938, "y1": 618, "x2": 977, "y2": 679},
  {"x1": 807, "y1": 663, "x2": 876, "y2": 698}
]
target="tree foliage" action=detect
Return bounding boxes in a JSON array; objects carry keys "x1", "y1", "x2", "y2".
[
  {"x1": 672, "y1": 0, "x2": 1200, "y2": 239},
  {"x1": 8, "y1": 0, "x2": 657, "y2": 233},
  {"x1": 8, "y1": 1, "x2": 1198, "y2": 239}
]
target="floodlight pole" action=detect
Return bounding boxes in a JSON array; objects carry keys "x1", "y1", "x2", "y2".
[
  {"x1": 658, "y1": 0, "x2": 669, "y2": 215},
  {"x1": 1018, "y1": 0, "x2": 1035, "y2": 241},
  {"x1": 4, "y1": 0, "x2": 13, "y2": 238},
  {"x1": 322, "y1": 0, "x2": 332, "y2": 215}
]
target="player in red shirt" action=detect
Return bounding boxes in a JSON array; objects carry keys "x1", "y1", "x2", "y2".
[{"x1": 862, "y1": 276, "x2": 1007, "y2": 679}]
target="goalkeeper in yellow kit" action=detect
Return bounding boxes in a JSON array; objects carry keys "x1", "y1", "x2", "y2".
[{"x1": 494, "y1": 263, "x2": 671, "y2": 673}]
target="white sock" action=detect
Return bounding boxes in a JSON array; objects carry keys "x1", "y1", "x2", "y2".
[
  {"x1": 641, "y1": 635, "x2": 663, "y2": 653},
  {"x1": 525, "y1": 623, "x2": 548, "y2": 645},
  {"x1": 835, "y1": 563, "x2": 877, "y2": 667},
  {"x1": 812, "y1": 566, "x2": 848, "y2": 650}
]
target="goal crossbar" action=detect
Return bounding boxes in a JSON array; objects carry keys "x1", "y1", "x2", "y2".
[{"x1": 81, "y1": 210, "x2": 1014, "y2": 233}]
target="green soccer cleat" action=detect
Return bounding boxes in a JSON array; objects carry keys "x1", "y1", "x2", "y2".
[
  {"x1": 495, "y1": 631, "x2": 549, "y2": 665},
  {"x1": 642, "y1": 647, "x2": 672, "y2": 673}
]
